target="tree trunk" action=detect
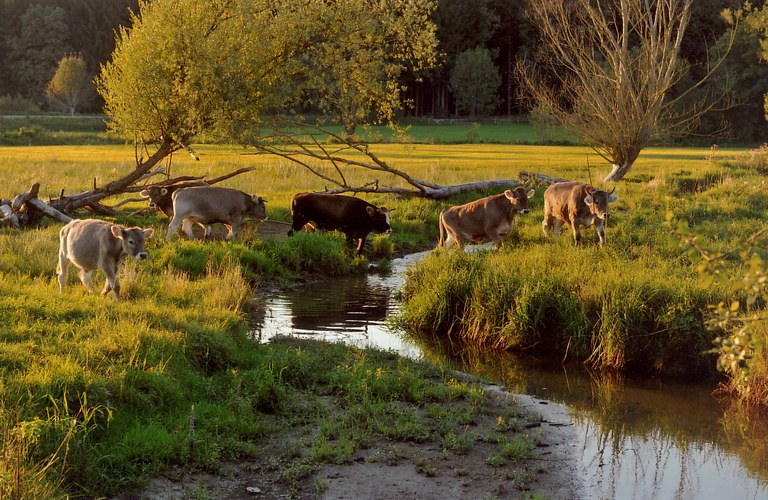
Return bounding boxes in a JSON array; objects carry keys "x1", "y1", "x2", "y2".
[{"x1": 603, "y1": 162, "x2": 633, "y2": 182}]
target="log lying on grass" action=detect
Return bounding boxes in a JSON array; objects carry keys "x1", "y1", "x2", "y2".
[
  {"x1": 517, "y1": 171, "x2": 570, "y2": 186},
  {"x1": 4, "y1": 183, "x2": 72, "y2": 227}
]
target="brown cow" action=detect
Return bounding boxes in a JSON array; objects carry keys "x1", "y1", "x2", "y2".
[
  {"x1": 438, "y1": 187, "x2": 535, "y2": 250},
  {"x1": 57, "y1": 219, "x2": 154, "y2": 300},
  {"x1": 140, "y1": 180, "x2": 212, "y2": 238},
  {"x1": 288, "y1": 193, "x2": 392, "y2": 255},
  {"x1": 542, "y1": 181, "x2": 618, "y2": 245},
  {"x1": 167, "y1": 186, "x2": 267, "y2": 240}
]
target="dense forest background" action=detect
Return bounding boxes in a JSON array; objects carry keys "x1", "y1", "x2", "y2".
[{"x1": 0, "y1": 0, "x2": 765, "y2": 143}]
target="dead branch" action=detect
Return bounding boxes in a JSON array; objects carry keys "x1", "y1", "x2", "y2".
[{"x1": 518, "y1": 171, "x2": 570, "y2": 186}]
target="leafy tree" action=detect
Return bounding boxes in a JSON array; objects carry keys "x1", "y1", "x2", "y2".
[
  {"x1": 9, "y1": 4, "x2": 72, "y2": 101},
  {"x1": 517, "y1": 0, "x2": 734, "y2": 182},
  {"x1": 46, "y1": 54, "x2": 91, "y2": 114},
  {"x1": 298, "y1": 0, "x2": 438, "y2": 137},
  {"x1": 449, "y1": 48, "x2": 501, "y2": 118},
  {"x1": 738, "y1": 1, "x2": 768, "y2": 120}
]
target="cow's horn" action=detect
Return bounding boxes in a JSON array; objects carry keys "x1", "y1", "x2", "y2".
[{"x1": 607, "y1": 186, "x2": 616, "y2": 195}]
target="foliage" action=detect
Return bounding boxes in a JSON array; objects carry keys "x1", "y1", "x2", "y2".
[
  {"x1": 46, "y1": 54, "x2": 92, "y2": 115},
  {"x1": 740, "y1": 1, "x2": 768, "y2": 120},
  {"x1": 671, "y1": 203, "x2": 768, "y2": 407},
  {"x1": 295, "y1": 0, "x2": 439, "y2": 137},
  {"x1": 449, "y1": 48, "x2": 501, "y2": 119},
  {"x1": 8, "y1": 5, "x2": 72, "y2": 102},
  {"x1": 98, "y1": 0, "x2": 438, "y2": 148}
]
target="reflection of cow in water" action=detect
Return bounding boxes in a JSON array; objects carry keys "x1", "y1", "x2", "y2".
[{"x1": 285, "y1": 277, "x2": 390, "y2": 333}]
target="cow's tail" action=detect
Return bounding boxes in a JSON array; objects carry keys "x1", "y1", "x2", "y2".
[
  {"x1": 287, "y1": 196, "x2": 298, "y2": 237},
  {"x1": 437, "y1": 210, "x2": 446, "y2": 249}
]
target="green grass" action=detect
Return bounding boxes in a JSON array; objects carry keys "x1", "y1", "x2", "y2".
[{"x1": 2, "y1": 134, "x2": 768, "y2": 496}]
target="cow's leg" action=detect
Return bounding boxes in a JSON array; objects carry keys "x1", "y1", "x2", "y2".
[
  {"x1": 595, "y1": 220, "x2": 606, "y2": 245},
  {"x1": 79, "y1": 269, "x2": 94, "y2": 293},
  {"x1": 57, "y1": 253, "x2": 69, "y2": 293},
  {"x1": 552, "y1": 219, "x2": 565, "y2": 237},
  {"x1": 355, "y1": 236, "x2": 367, "y2": 255},
  {"x1": 101, "y1": 265, "x2": 120, "y2": 300},
  {"x1": 229, "y1": 215, "x2": 242, "y2": 240},
  {"x1": 570, "y1": 219, "x2": 582, "y2": 244},
  {"x1": 181, "y1": 218, "x2": 196, "y2": 239},
  {"x1": 288, "y1": 213, "x2": 307, "y2": 237},
  {"x1": 542, "y1": 216, "x2": 552, "y2": 237},
  {"x1": 167, "y1": 216, "x2": 182, "y2": 240}
]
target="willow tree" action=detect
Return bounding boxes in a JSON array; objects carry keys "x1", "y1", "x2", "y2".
[
  {"x1": 89, "y1": 0, "x2": 496, "y2": 200},
  {"x1": 517, "y1": 0, "x2": 734, "y2": 182}
]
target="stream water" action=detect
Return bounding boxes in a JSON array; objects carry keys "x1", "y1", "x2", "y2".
[{"x1": 251, "y1": 252, "x2": 768, "y2": 499}]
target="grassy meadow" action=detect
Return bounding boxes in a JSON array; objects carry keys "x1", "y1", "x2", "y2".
[{"x1": 1, "y1": 134, "x2": 767, "y2": 496}]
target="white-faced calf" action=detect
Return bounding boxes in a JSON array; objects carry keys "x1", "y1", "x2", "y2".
[{"x1": 57, "y1": 219, "x2": 154, "y2": 300}]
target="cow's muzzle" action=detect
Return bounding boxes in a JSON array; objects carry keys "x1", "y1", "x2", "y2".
[
  {"x1": 148, "y1": 202, "x2": 157, "y2": 209},
  {"x1": 136, "y1": 252, "x2": 148, "y2": 260},
  {"x1": 520, "y1": 209, "x2": 531, "y2": 215}
]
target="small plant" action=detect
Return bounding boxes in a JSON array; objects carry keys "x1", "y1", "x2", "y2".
[{"x1": 486, "y1": 454, "x2": 507, "y2": 467}]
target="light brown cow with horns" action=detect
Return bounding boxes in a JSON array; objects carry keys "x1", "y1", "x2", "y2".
[{"x1": 542, "y1": 181, "x2": 618, "y2": 245}]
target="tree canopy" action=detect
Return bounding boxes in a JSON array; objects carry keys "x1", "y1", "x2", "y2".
[
  {"x1": 449, "y1": 47, "x2": 501, "y2": 119},
  {"x1": 46, "y1": 54, "x2": 91, "y2": 114},
  {"x1": 98, "y1": 0, "x2": 438, "y2": 150}
]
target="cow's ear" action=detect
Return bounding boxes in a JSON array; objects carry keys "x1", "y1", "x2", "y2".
[
  {"x1": 526, "y1": 189, "x2": 535, "y2": 199},
  {"x1": 144, "y1": 228, "x2": 155, "y2": 238},
  {"x1": 503, "y1": 189, "x2": 514, "y2": 199},
  {"x1": 160, "y1": 188, "x2": 168, "y2": 196},
  {"x1": 140, "y1": 189, "x2": 149, "y2": 197},
  {"x1": 366, "y1": 206, "x2": 376, "y2": 217},
  {"x1": 608, "y1": 194, "x2": 619, "y2": 203},
  {"x1": 584, "y1": 195, "x2": 594, "y2": 205},
  {"x1": 110, "y1": 225, "x2": 124, "y2": 239}
]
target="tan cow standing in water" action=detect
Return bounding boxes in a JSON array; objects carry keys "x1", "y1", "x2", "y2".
[
  {"x1": 542, "y1": 181, "x2": 618, "y2": 245},
  {"x1": 438, "y1": 187, "x2": 535, "y2": 250},
  {"x1": 57, "y1": 219, "x2": 154, "y2": 300}
]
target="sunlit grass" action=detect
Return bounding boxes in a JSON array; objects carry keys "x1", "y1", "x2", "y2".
[{"x1": 0, "y1": 138, "x2": 765, "y2": 496}]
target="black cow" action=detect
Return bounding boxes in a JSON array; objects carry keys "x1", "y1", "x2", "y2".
[{"x1": 288, "y1": 192, "x2": 392, "y2": 254}]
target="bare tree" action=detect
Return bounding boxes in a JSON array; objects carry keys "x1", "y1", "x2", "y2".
[{"x1": 517, "y1": 0, "x2": 734, "y2": 182}]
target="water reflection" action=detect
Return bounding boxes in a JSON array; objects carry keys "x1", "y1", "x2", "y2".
[
  {"x1": 430, "y1": 346, "x2": 768, "y2": 499},
  {"x1": 250, "y1": 253, "x2": 768, "y2": 499},
  {"x1": 250, "y1": 270, "x2": 421, "y2": 358}
]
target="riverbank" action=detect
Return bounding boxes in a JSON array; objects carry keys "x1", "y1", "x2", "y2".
[{"x1": 115, "y1": 342, "x2": 584, "y2": 500}]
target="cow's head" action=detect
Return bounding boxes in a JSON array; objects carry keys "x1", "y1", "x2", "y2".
[
  {"x1": 111, "y1": 225, "x2": 154, "y2": 259},
  {"x1": 366, "y1": 206, "x2": 392, "y2": 234},
  {"x1": 504, "y1": 187, "x2": 535, "y2": 214},
  {"x1": 583, "y1": 187, "x2": 618, "y2": 220},
  {"x1": 248, "y1": 195, "x2": 268, "y2": 220}
]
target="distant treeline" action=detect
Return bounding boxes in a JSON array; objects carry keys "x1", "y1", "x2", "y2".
[{"x1": 0, "y1": 0, "x2": 765, "y2": 143}]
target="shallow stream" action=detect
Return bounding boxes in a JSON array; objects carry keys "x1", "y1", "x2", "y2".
[{"x1": 251, "y1": 251, "x2": 768, "y2": 499}]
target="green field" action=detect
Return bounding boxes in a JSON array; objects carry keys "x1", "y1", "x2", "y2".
[{"x1": 1, "y1": 133, "x2": 766, "y2": 496}]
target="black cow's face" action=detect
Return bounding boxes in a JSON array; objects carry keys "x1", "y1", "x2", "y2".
[
  {"x1": 584, "y1": 189, "x2": 619, "y2": 220},
  {"x1": 366, "y1": 206, "x2": 392, "y2": 234},
  {"x1": 504, "y1": 187, "x2": 535, "y2": 214}
]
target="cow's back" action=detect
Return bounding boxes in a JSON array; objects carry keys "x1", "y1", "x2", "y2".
[
  {"x1": 292, "y1": 193, "x2": 371, "y2": 230},
  {"x1": 544, "y1": 181, "x2": 589, "y2": 221},
  {"x1": 61, "y1": 219, "x2": 119, "y2": 270},
  {"x1": 173, "y1": 186, "x2": 245, "y2": 221}
]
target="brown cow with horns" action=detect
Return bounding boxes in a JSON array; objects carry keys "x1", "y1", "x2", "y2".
[
  {"x1": 542, "y1": 181, "x2": 618, "y2": 245},
  {"x1": 437, "y1": 187, "x2": 535, "y2": 250}
]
